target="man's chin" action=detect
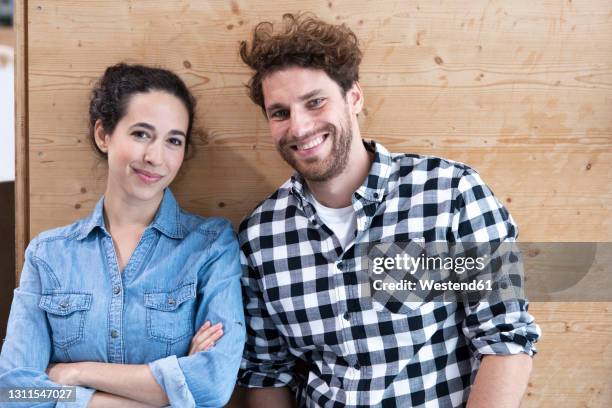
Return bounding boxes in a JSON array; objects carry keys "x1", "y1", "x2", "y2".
[{"x1": 297, "y1": 164, "x2": 338, "y2": 182}]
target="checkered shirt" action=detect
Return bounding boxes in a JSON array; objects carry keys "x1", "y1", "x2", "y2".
[{"x1": 237, "y1": 140, "x2": 540, "y2": 407}]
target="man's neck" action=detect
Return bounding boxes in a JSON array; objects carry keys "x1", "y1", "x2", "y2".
[{"x1": 306, "y1": 138, "x2": 373, "y2": 208}]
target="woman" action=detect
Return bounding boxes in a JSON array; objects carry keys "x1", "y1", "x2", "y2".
[{"x1": 0, "y1": 64, "x2": 245, "y2": 407}]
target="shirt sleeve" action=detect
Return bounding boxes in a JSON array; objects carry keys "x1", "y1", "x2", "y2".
[
  {"x1": 235, "y1": 229, "x2": 297, "y2": 389},
  {"x1": 0, "y1": 237, "x2": 96, "y2": 407},
  {"x1": 452, "y1": 168, "x2": 541, "y2": 359},
  {"x1": 148, "y1": 222, "x2": 246, "y2": 408}
]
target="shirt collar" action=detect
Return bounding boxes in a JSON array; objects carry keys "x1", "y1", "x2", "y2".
[
  {"x1": 290, "y1": 139, "x2": 392, "y2": 204},
  {"x1": 77, "y1": 188, "x2": 184, "y2": 240}
]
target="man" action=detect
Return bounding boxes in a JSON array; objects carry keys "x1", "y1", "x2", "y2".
[{"x1": 236, "y1": 13, "x2": 540, "y2": 407}]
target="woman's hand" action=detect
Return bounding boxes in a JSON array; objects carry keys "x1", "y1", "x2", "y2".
[
  {"x1": 47, "y1": 362, "x2": 83, "y2": 385},
  {"x1": 189, "y1": 321, "x2": 224, "y2": 355}
]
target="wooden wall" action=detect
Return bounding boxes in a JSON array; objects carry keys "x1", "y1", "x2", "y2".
[{"x1": 15, "y1": 1, "x2": 611, "y2": 406}]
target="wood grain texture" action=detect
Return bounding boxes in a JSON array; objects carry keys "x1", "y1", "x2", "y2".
[
  {"x1": 16, "y1": 1, "x2": 612, "y2": 406},
  {"x1": 14, "y1": 0, "x2": 28, "y2": 278}
]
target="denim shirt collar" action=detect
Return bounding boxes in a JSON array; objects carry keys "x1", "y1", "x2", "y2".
[
  {"x1": 76, "y1": 188, "x2": 184, "y2": 240},
  {"x1": 290, "y1": 139, "x2": 393, "y2": 204}
]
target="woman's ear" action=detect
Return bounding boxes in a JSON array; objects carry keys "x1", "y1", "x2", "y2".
[
  {"x1": 93, "y1": 119, "x2": 109, "y2": 153},
  {"x1": 347, "y1": 82, "x2": 364, "y2": 115}
]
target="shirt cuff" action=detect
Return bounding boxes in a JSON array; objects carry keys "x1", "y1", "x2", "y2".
[
  {"x1": 148, "y1": 355, "x2": 196, "y2": 408},
  {"x1": 56, "y1": 385, "x2": 95, "y2": 408}
]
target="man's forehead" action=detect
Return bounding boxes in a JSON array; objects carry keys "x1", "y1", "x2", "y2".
[{"x1": 262, "y1": 67, "x2": 339, "y2": 101}]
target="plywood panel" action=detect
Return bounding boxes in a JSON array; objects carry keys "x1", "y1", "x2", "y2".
[{"x1": 16, "y1": 1, "x2": 612, "y2": 407}]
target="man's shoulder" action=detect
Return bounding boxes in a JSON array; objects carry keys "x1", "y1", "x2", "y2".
[
  {"x1": 238, "y1": 178, "x2": 295, "y2": 234},
  {"x1": 383, "y1": 150, "x2": 492, "y2": 200},
  {"x1": 388, "y1": 151, "x2": 475, "y2": 178}
]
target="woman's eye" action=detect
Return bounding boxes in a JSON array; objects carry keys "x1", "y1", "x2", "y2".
[
  {"x1": 132, "y1": 131, "x2": 150, "y2": 140},
  {"x1": 168, "y1": 137, "x2": 183, "y2": 147}
]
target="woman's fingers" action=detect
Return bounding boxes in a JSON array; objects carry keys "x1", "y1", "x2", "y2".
[
  {"x1": 191, "y1": 321, "x2": 221, "y2": 345},
  {"x1": 189, "y1": 322, "x2": 223, "y2": 355},
  {"x1": 191, "y1": 328, "x2": 223, "y2": 354},
  {"x1": 194, "y1": 321, "x2": 211, "y2": 337}
]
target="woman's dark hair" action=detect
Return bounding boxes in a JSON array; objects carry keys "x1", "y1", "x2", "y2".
[
  {"x1": 239, "y1": 13, "x2": 362, "y2": 114},
  {"x1": 89, "y1": 63, "x2": 196, "y2": 158}
]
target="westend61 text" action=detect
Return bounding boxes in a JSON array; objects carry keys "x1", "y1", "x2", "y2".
[{"x1": 372, "y1": 279, "x2": 493, "y2": 292}]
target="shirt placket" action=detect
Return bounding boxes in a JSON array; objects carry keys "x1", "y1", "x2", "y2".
[
  {"x1": 102, "y1": 235, "x2": 125, "y2": 364},
  {"x1": 348, "y1": 197, "x2": 381, "y2": 406},
  {"x1": 102, "y1": 229, "x2": 154, "y2": 363}
]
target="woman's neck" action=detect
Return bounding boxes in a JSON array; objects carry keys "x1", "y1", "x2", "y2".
[{"x1": 102, "y1": 186, "x2": 163, "y2": 234}]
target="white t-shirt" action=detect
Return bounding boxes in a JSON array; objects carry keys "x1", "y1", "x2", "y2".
[{"x1": 308, "y1": 193, "x2": 357, "y2": 250}]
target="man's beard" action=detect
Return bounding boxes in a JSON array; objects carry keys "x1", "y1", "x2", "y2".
[{"x1": 276, "y1": 110, "x2": 353, "y2": 183}]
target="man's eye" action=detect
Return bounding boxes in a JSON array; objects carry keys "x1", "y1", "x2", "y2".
[
  {"x1": 308, "y1": 98, "x2": 325, "y2": 108},
  {"x1": 168, "y1": 137, "x2": 183, "y2": 147},
  {"x1": 271, "y1": 110, "x2": 289, "y2": 120}
]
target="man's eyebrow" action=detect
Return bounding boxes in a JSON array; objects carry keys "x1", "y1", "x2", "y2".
[
  {"x1": 298, "y1": 89, "x2": 324, "y2": 101},
  {"x1": 265, "y1": 103, "x2": 286, "y2": 114},
  {"x1": 265, "y1": 89, "x2": 325, "y2": 114}
]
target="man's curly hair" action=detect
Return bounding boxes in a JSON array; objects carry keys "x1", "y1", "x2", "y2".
[{"x1": 239, "y1": 13, "x2": 363, "y2": 114}]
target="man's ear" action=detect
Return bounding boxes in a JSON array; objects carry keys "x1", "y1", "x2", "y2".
[
  {"x1": 347, "y1": 82, "x2": 364, "y2": 115},
  {"x1": 93, "y1": 119, "x2": 109, "y2": 153}
]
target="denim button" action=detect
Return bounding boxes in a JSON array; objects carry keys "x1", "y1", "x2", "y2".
[
  {"x1": 59, "y1": 302, "x2": 68, "y2": 309},
  {"x1": 168, "y1": 298, "x2": 176, "y2": 305},
  {"x1": 110, "y1": 330, "x2": 119, "y2": 339},
  {"x1": 113, "y1": 286, "x2": 121, "y2": 295}
]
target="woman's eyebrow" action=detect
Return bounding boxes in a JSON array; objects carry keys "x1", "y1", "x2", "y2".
[{"x1": 130, "y1": 122, "x2": 156, "y2": 131}]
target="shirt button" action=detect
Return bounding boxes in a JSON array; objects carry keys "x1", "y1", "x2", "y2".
[
  {"x1": 168, "y1": 298, "x2": 176, "y2": 306},
  {"x1": 373, "y1": 192, "x2": 379, "y2": 198},
  {"x1": 110, "y1": 330, "x2": 119, "y2": 339},
  {"x1": 343, "y1": 312, "x2": 351, "y2": 321},
  {"x1": 113, "y1": 286, "x2": 121, "y2": 295},
  {"x1": 354, "y1": 363, "x2": 361, "y2": 370},
  {"x1": 337, "y1": 262, "x2": 343, "y2": 270}
]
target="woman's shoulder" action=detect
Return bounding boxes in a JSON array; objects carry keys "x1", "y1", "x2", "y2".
[
  {"x1": 177, "y1": 210, "x2": 235, "y2": 237},
  {"x1": 31, "y1": 216, "x2": 92, "y2": 244},
  {"x1": 24, "y1": 215, "x2": 95, "y2": 261}
]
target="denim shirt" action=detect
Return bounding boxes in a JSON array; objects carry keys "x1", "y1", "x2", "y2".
[{"x1": 0, "y1": 189, "x2": 245, "y2": 407}]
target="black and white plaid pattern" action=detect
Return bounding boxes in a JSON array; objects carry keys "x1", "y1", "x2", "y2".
[{"x1": 237, "y1": 140, "x2": 540, "y2": 407}]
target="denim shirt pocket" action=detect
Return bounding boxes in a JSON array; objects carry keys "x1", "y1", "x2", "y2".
[
  {"x1": 144, "y1": 283, "x2": 196, "y2": 343},
  {"x1": 39, "y1": 293, "x2": 92, "y2": 348}
]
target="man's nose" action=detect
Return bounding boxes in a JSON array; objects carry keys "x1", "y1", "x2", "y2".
[{"x1": 289, "y1": 109, "x2": 314, "y2": 139}]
